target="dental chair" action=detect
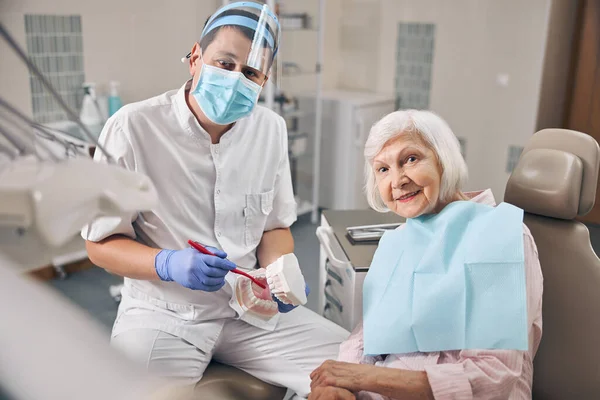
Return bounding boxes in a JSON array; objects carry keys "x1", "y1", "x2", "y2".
[
  {"x1": 504, "y1": 128, "x2": 600, "y2": 399},
  {"x1": 194, "y1": 361, "x2": 286, "y2": 400}
]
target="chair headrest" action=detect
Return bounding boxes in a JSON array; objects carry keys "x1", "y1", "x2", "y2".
[{"x1": 505, "y1": 129, "x2": 600, "y2": 219}]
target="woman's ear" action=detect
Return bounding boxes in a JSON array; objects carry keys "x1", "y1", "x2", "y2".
[{"x1": 189, "y1": 42, "x2": 201, "y2": 76}]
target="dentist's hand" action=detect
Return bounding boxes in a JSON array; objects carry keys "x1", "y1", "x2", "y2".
[
  {"x1": 155, "y1": 246, "x2": 236, "y2": 291},
  {"x1": 273, "y1": 285, "x2": 310, "y2": 313}
]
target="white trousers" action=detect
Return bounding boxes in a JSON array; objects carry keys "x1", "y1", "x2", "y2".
[{"x1": 112, "y1": 305, "x2": 349, "y2": 399}]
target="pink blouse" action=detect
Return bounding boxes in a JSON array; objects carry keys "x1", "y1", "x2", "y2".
[{"x1": 338, "y1": 190, "x2": 543, "y2": 400}]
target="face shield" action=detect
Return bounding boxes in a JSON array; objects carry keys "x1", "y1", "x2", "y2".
[{"x1": 197, "y1": 1, "x2": 280, "y2": 85}]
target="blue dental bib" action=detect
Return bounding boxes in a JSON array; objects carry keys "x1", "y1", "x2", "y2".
[{"x1": 363, "y1": 201, "x2": 528, "y2": 355}]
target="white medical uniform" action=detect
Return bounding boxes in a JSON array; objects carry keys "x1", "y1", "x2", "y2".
[{"x1": 81, "y1": 81, "x2": 348, "y2": 398}]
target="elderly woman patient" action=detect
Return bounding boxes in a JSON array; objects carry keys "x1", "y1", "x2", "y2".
[{"x1": 309, "y1": 110, "x2": 543, "y2": 400}]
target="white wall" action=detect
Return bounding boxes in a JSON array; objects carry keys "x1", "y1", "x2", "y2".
[
  {"x1": 0, "y1": 0, "x2": 217, "y2": 117},
  {"x1": 332, "y1": 0, "x2": 553, "y2": 200}
]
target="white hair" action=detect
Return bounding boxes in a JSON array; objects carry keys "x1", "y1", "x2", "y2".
[{"x1": 364, "y1": 109, "x2": 468, "y2": 212}]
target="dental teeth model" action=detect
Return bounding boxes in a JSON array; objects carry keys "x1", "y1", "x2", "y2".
[
  {"x1": 266, "y1": 253, "x2": 307, "y2": 306},
  {"x1": 235, "y1": 268, "x2": 278, "y2": 319}
]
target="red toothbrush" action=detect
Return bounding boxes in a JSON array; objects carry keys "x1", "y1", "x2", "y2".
[{"x1": 187, "y1": 240, "x2": 267, "y2": 290}]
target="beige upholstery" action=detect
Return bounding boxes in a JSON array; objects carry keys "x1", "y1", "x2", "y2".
[
  {"x1": 511, "y1": 128, "x2": 600, "y2": 216},
  {"x1": 505, "y1": 129, "x2": 600, "y2": 399},
  {"x1": 193, "y1": 361, "x2": 286, "y2": 400},
  {"x1": 505, "y1": 148, "x2": 583, "y2": 219}
]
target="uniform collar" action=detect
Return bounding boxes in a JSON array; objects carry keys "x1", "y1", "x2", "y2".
[{"x1": 173, "y1": 80, "x2": 211, "y2": 144}]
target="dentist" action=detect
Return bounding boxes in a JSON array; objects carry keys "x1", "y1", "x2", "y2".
[{"x1": 82, "y1": 2, "x2": 347, "y2": 398}]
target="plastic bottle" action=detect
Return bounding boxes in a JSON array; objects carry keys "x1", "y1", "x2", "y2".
[
  {"x1": 108, "y1": 81, "x2": 123, "y2": 117},
  {"x1": 79, "y1": 82, "x2": 104, "y2": 140}
]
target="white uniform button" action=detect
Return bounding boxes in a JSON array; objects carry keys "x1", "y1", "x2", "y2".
[
  {"x1": 217, "y1": 232, "x2": 222, "y2": 237},
  {"x1": 216, "y1": 189, "x2": 221, "y2": 195}
]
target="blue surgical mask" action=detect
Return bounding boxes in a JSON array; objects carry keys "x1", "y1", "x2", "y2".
[{"x1": 192, "y1": 64, "x2": 263, "y2": 125}]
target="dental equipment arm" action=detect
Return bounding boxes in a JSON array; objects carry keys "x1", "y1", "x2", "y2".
[
  {"x1": 0, "y1": 23, "x2": 113, "y2": 161},
  {"x1": 0, "y1": 157, "x2": 170, "y2": 400},
  {"x1": 0, "y1": 157, "x2": 157, "y2": 248}
]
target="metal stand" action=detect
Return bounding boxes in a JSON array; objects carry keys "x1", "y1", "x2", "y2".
[{"x1": 311, "y1": 0, "x2": 325, "y2": 224}]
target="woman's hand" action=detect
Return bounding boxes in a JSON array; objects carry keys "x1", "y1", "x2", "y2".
[
  {"x1": 308, "y1": 386, "x2": 356, "y2": 400},
  {"x1": 311, "y1": 359, "x2": 434, "y2": 400},
  {"x1": 310, "y1": 360, "x2": 376, "y2": 393}
]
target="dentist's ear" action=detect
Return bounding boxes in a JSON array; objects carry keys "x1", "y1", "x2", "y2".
[{"x1": 188, "y1": 43, "x2": 202, "y2": 76}]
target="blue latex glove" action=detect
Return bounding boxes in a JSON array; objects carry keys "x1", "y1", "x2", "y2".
[
  {"x1": 155, "y1": 246, "x2": 236, "y2": 291},
  {"x1": 273, "y1": 285, "x2": 310, "y2": 313}
]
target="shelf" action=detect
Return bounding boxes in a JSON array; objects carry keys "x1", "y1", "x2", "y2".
[
  {"x1": 281, "y1": 71, "x2": 318, "y2": 78},
  {"x1": 277, "y1": 1, "x2": 321, "y2": 225},
  {"x1": 280, "y1": 109, "x2": 307, "y2": 118}
]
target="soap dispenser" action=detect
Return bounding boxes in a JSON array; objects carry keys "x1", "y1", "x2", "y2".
[
  {"x1": 79, "y1": 82, "x2": 104, "y2": 140},
  {"x1": 108, "y1": 81, "x2": 123, "y2": 117}
]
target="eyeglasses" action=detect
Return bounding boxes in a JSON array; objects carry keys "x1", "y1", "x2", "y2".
[{"x1": 210, "y1": 57, "x2": 267, "y2": 85}]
